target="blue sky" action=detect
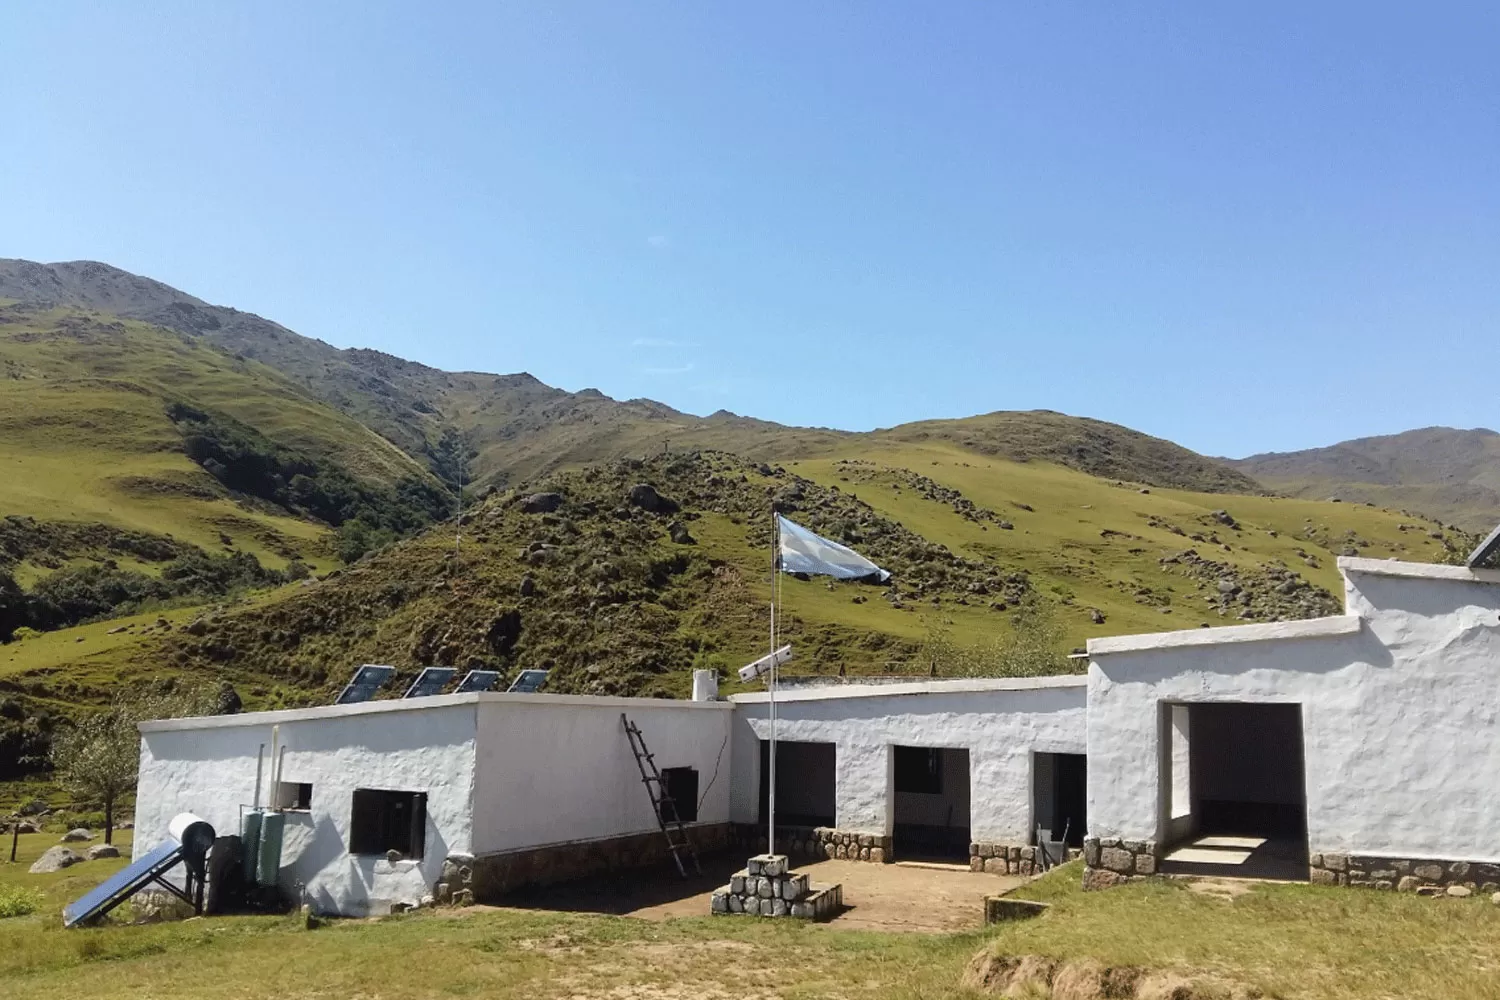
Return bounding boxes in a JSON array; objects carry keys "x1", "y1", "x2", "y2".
[{"x1": 3, "y1": 2, "x2": 1496, "y2": 458}]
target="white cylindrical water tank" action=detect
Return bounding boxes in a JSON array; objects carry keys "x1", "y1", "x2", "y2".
[
  {"x1": 691, "y1": 669, "x2": 719, "y2": 702},
  {"x1": 167, "y1": 811, "x2": 216, "y2": 859}
]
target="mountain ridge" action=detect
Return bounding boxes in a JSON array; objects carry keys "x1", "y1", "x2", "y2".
[{"x1": 0, "y1": 258, "x2": 1261, "y2": 496}]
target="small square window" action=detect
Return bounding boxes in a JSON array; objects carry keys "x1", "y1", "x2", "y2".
[
  {"x1": 349, "y1": 789, "x2": 427, "y2": 859},
  {"x1": 660, "y1": 767, "x2": 699, "y2": 823},
  {"x1": 274, "y1": 781, "x2": 313, "y2": 811}
]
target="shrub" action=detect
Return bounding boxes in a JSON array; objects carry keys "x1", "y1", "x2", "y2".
[{"x1": 0, "y1": 885, "x2": 44, "y2": 919}]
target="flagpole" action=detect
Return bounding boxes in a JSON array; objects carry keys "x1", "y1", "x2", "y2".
[{"x1": 768, "y1": 509, "x2": 778, "y2": 858}]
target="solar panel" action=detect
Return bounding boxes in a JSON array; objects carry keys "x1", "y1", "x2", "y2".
[
  {"x1": 507, "y1": 669, "x2": 550, "y2": 694},
  {"x1": 454, "y1": 669, "x2": 500, "y2": 693},
  {"x1": 335, "y1": 664, "x2": 396, "y2": 705},
  {"x1": 64, "y1": 838, "x2": 183, "y2": 928},
  {"x1": 1467, "y1": 523, "x2": 1500, "y2": 568},
  {"x1": 403, "y1": 666, "x2": 457, "y2": 699}
]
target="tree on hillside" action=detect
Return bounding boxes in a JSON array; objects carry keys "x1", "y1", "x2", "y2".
[
  {"x1": 919, "y1": 600, "x2": 1072, "y2": 679},
  {"x1": 49, "y1": 686, "x2": 221, "y2": 844},
  {"x1": 0, "y1": 569, "x2": 25, "y2": 642}
]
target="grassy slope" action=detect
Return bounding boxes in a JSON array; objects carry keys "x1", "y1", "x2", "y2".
[
  {"x1": 2, "y1": 847, "x2": 1496, "y2": 999},
  {"x1": 6, "y1": 444, "x2": 1456, "y2": 724},
  {"x1": 0, "y1": 305, "x2": 445, "y2": 571}
]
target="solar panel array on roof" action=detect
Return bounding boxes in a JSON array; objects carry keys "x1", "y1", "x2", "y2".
[
  {"x1": 1466, "y1": 523, "x2": 1500, "y2": 568},
  {"x1": 507, "y1": 669, "x2": 550, "y2": 694},
  {"x1": 403, "y1": 666, "x2": 457, "y2": 699},
  {"x1": 335, "y1": 664, "x2": 396, "y2": 705},
  {"x1": 454, "y1": 669, "x2": 501, "y2": 693}
]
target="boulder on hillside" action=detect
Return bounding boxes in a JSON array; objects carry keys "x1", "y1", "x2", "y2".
[
  {"x1": 520, "y1": 492, "x2": 563, "y2": 514},
  {"x1": 627, "y1": 483, "x2": 679, "y2": 514},
  {"x1": 668, "y1": 521, "x2": 696, "y2": 545},
  {"x1": 60, "y1": 828, "x2": 94, "y2": 843},
  {"x1": 30, "y1": 846, "x2": 84, "y2": 873},
  {"x1": 87, "y1": 843, "x2": 121, "y2": 860}
]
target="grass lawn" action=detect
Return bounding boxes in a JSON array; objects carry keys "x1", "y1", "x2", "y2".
[{"x1": 3, "y1": 840, "x2": 1498, "y2": 999}]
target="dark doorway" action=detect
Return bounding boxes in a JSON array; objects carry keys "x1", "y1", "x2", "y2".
[
  {"x1": 892, "y1": 745, "x2": 970, "y2": 861},
  {"x1": 758, "y1": 740, "x2": 836, "y2": 828},
  {"x1": 1033, "y1": 752, "x2": 1086, "y2": 847},
  {"x1": 1159, "y1": 702, "x2": 1309, "y2": 880}
]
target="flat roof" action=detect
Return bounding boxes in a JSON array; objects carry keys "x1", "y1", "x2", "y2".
[
  {"x1": 730, "y1": 674, "x2": 1087, "y2": 704},
  {"x1": 138, "y1": 689, "x2": 732, "y2": 733},
  {"x1": 1087, "y1": 614, "x2": 1361, "y2": 657},
  {"x1": 1338, "y1": 555, "x2": 1500, "y2": 584}
]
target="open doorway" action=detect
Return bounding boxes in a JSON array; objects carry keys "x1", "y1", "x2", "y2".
[
  {"x1": 892, "y1": 746, "x2": 970, "y2": 862},
  {"x1": 758, "y1": 740, "x2": 836, "y2": 828},
  {"x1": 1159, "y1": 702, "x2": 1308, "y2": 880},
  {"x1": 1033, "y1": 752, "x2": 1086, "y2": 849}
]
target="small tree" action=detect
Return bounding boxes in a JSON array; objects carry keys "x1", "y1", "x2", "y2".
[{"x1": 50, "y1": 686, "x2": 218, "y2": 844}]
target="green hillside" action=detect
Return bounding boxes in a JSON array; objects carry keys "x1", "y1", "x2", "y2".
[{"x1": 3, "y1": 445, "x2": 1460, "y2": 728}]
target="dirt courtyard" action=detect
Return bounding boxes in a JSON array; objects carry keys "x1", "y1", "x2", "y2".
[{"x1": 495, "y1": 856, "x2": 1027, "y2": 933}]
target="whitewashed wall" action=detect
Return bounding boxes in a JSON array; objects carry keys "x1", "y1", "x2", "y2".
[
  {"x1": 1087, "y1": 557, "x2": 1500, "y2": 862},
  {"x1": 730, "y1": 678, "x2": 1087, "y2": 844},
  {"x1": 470, "y1": 695, "x2": 735, "y2": 854},
  {"x1": 135, "y1": 697, "x2": 479, "y2": 917}
]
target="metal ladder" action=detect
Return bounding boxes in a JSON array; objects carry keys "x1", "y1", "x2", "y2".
[{"x1": 621, "y1": 713, "x2": 700, "y2": 877}]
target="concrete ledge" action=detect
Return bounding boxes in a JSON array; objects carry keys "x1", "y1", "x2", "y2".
[
  {"x1": 1086, "y1": 615, "x2": 1361, "y2": 657},
  {"x1": 1338, "y1": 556, "x2": 1500, "y2": 584},
  {"x1": 984, "y1": 897, "x2": 1050, "y2": 923},
  {"x1": 731, "y1": 674, "x2": 1087, "y2": 704}
]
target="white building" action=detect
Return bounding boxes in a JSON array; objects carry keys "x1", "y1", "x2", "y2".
[
  {"x1": 1083, "y1": 556, "x2": 1500, "y2": 894},
  {"x1": 133, "y1": 554, "x2": 1500, "y2": 914},
  {"x1": 729, "y1": 676, "x2": 1087, "y2": 870},
  {"x1": 135, "y1": 692, "x2": 735, "y2": 915}
]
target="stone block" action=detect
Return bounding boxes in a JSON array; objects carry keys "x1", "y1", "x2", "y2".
[
  {"x1": 1416, "y1": 886, "x2": 1442, "y2": 897},
  {"x1": 1449, "y1": 862, "x2": 1471, "y2": 879},
  {"x1": 1391, "y1": 860, "x2": 1411, "y2": 875},
  {"x1": 731, "y1": 872, "x2": 747, "y2": 894},
  {"x1": 870, "y1": 847, "x2": 886, "y2": 864},
  {"x1": 1133, "y1": 852, "x2": 1157, "y2": 876},
  {"x1": 771, "y1": 898, "x2": 789, "y2": 917},
  {"x1": 1100, "y1": 838, "x2": 1122, "y2": 850},
  {"x1": 1308, "y1": 853, "x2": 1323, "y2": 869},
  {"x1": 979, "y1": 843, "x2": 995, "y2": 859},
  {"x1": 984, "y1": 858, "x2": 1006, "y2": 875},
  {"x1": 711, "y1": 892, "x2": 729, "y2": 914},
  {"x1": 784, "y1": 873, "x2": 809, "y2": 900},
  {"x1": 1371, "y1": 870, "x2": 1398, "y2": 882},
  {"x1": 1322, "y1": 853, "x2": 1347, "y2": 873},
  {"x1": 1447, "y1": 885, "x2": 1473, "y2": 898},
  {"x1": 1398, "y1": 876, "x2": 1421, "y2": 893},
  {"x1": 1082, "y1": 867, "x2": 1125, "y2": 891},
  {"x1": 1083, "y1": 839, "x2": 1101, "y2": 868},
  {"x1": 1100, "y1": 847, "x2": 1134, "y2": 874},
  {"x1": 791, "y1": 902, "x2": 813, "y2": 919},
  {"x1": 970, "y1": 856, "x2": 984, "y2": 872},
  {"x1": 757, "y1": 878, "x2": 773, "y2": 899},
  {"x1": 747, "y1": 857, "x2": 764, "y2": 876},
  {"x1": 1414, "y1": 863, "x2": 1444, "y2": 882},
  {"x1": 1375, "y1": 880, "x2": 1394, "y2": 891},
  {"x1": 859, "y1": 847, "x2": 871, "y2": 861},
  {"x1": 1310, "y1": 868, "x2": 1338, "y2": 886},
  {"x1": 1008, "y1": 845, "x2": 1022, "y2": 861},
  {"x1": 745, "y1": 896, "x2": 762, "y2": 915},
  {"x1": 1020, "y1": 846, "x2": 1035, "y2": 861},
  {"x1": 1123, "y1": 841, "x2": 1145, "y2": 855}
]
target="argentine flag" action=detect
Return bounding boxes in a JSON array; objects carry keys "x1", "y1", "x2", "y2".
[{"x1": 777, "y1": 515, "x2": 890, "y2": 582}]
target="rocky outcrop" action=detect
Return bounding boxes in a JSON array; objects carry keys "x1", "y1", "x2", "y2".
[{"x1": 30, "y1": 845, "x2": 84, "y2": 873}]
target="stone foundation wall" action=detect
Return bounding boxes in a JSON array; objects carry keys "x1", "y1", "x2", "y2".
[
  {"x1": 440, "y1": 823, "x2": 733, "y2": 904},
  {"x1": 732, "y1": 824, "x2": 892, "y2": 863},
  {"x1": 969, "y1": 841, "x2": 1082, "y2": 876},
  {"x1": 1310, "y1": 852, "x2": 1500, "y2": 896},
  {"x1": 1081, "y1": 837, "x2": 1157, "y2": 889}
]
